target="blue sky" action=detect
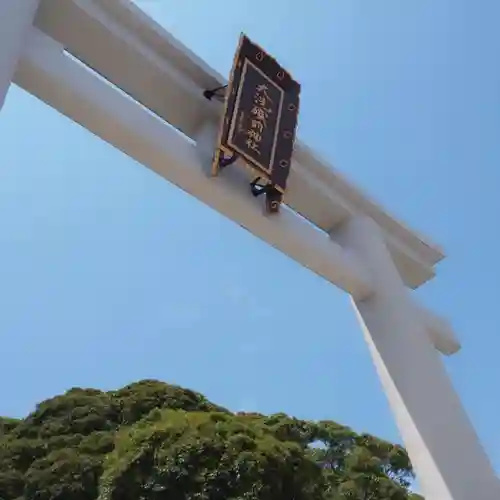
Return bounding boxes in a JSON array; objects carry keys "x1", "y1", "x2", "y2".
[{"x1": 1, "y1": 0, "x2": 499, "y2": 481}]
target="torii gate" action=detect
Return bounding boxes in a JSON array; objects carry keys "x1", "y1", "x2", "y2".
[{"x1": 1, "y1": 1, "x2": 497, "y2": 499}]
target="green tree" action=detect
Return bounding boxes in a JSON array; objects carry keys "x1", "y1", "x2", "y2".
[
  {"x1": 0, "y1": 380, "x2": 420, "y2": 500},
  {"x1": 0, "y1": 417, "x2": 21, "y2": 437},
  {"x1": 99, "y1": 410, "x2": 325, "y2": 500}
]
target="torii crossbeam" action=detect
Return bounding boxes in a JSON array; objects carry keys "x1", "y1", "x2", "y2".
[{"x1": 1, "y1": 1, "x2": 498, "y2": 499}]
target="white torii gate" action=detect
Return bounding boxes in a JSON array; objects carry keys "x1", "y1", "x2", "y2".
[{"x1": 1, "y1": 1, "x2": 497, "y2": 499}]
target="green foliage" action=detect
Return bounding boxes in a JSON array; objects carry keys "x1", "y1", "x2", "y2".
[
  {"x1": 0, "y1": 417, "x2": 21, "y2": 437},
  {"x1": 0, "y1": 380, "x2": 420, "y2": 500},
  {"x1": 99, "y1": 410, "x2": 325, "y2": 500}
]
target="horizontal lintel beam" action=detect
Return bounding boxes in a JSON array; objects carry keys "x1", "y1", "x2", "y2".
[
  {"x1": 14, "y1": 27, "x2": 460, "y2": 356},
  {"x1": 33, "y1": 0, "x2": 443, "y2": 289}
]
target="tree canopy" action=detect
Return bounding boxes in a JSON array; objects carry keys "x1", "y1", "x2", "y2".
[{"x1": 0, "y1": 380, "x2": 424, "y2": 500}]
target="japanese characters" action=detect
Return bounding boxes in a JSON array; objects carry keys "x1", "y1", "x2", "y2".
[{"x1": 245, "y1": 83, "x2": 273, "y2": 155}]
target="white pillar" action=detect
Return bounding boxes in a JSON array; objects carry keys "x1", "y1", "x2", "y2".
[
  {"x1": 0, "y1": 0, "x2": 40, "y2": 110},
  {"x1": 334, "y1": 215, "x2": 499, "y2": 500}
]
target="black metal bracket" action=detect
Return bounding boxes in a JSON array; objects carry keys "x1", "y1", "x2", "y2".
[
  {"x1": 218, "y1": 151, "x2": 239, "y2": 169},
  {"x1": 249, "y1": 177, "x2": 282, "y2": 213},
  {"x1": 249, "y1": 177, "x2": 271, "y2": 197},
  {"x1": 203, "y1": 85, "x2": 228, "y2": 101}
]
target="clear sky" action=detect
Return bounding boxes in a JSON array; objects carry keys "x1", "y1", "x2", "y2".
[{"x1": 1, "y1": 0, "x2": 499, "y2": 481}]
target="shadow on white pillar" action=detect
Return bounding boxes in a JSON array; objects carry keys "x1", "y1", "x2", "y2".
[
  {"x1": 194, "y1": 120, "x2": 218, "y2": 175},
  {"x1": 0, "y1": 0, "x2": 40, "y2": 110},
  {"x1": 333, "y1": 215, "x2": 499, "y2": 500}
]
